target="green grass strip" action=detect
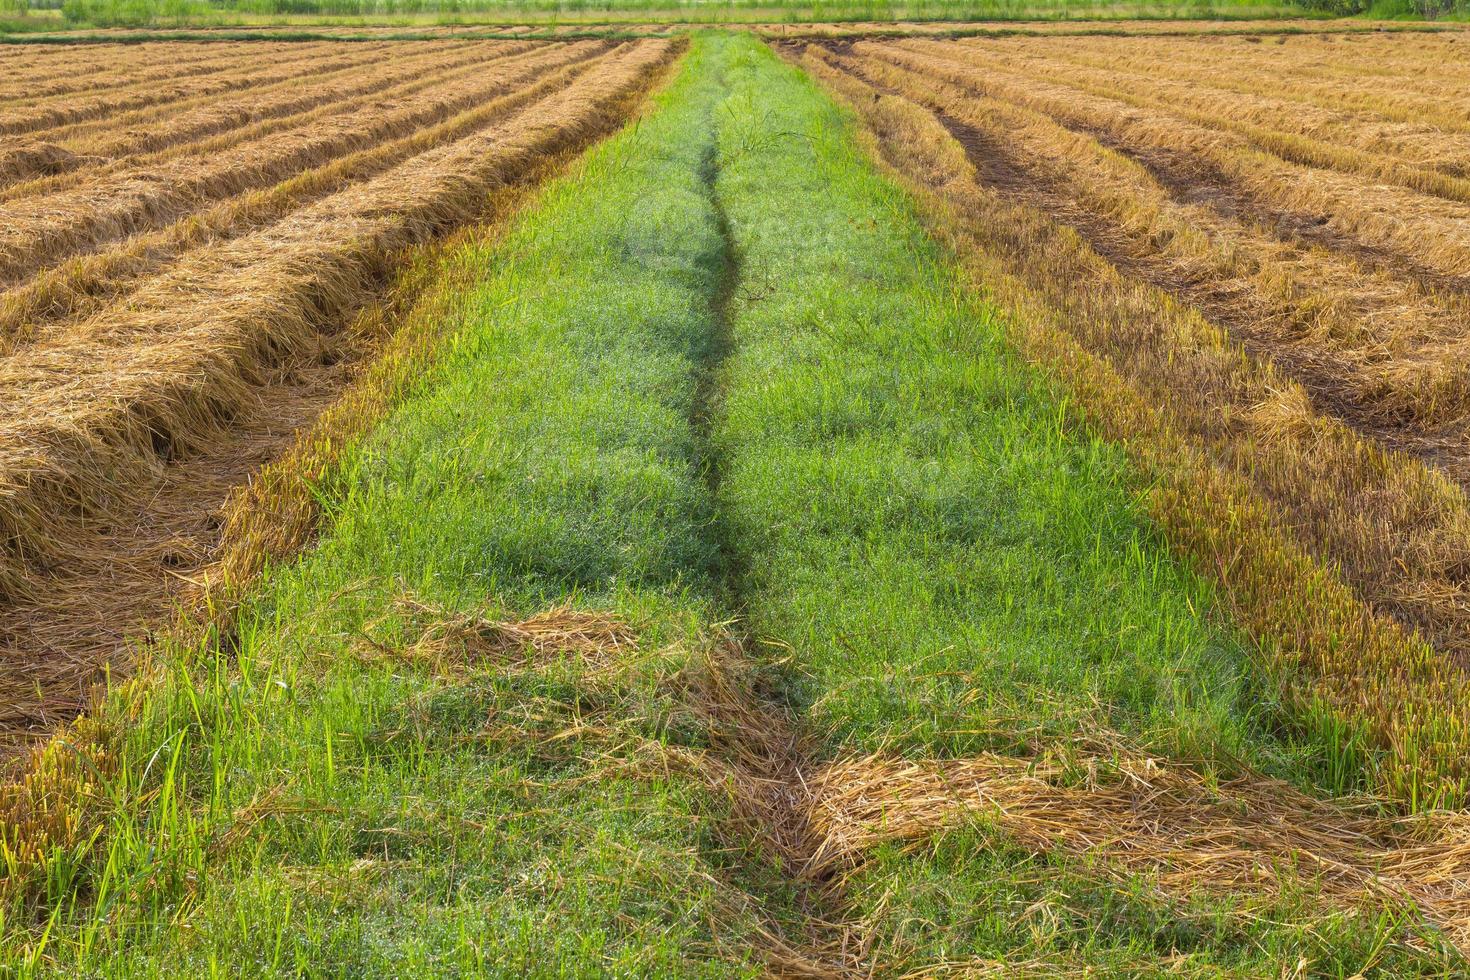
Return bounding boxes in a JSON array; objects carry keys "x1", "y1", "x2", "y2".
[{"x1": 713, "y1": 43, "x2": 1297, "y2": 775}]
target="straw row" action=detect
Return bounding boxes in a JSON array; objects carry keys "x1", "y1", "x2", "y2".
[
  {"x1": 977, "y1": 39, "x2": 1470, "y2": 181},
  {"x1": 0, "y1": 43, "x2": 615, "y2": 356},
  {"x1": 887, "y1": 39, "x2": 1470, "y2": 284},
  {"x1": 0, "y1": 42, "x2": 604, "y2": 289},
  {"x1": 15, "y1": 40, "x2": 435, "y2": 151},
  {"x1": 0, "y1": 42, "x2": 530, "y2": 190},
  {"x1": 0, "y1": 41, "x2": 343, "y2": 104},
  {"x1": 0, "y1": 42, "x2": 378, "y2": 138},
  {"x1": 1037, "y1": 32, "x2": 1470, "y2": 121}
]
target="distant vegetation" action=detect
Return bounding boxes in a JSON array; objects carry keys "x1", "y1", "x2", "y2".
[
  {"x1": 19, "y1": 0, "x2": 1305, "y2": 31},
  {"x1": 4, "y1": 0, "x2": 1458, "y2": 37}
]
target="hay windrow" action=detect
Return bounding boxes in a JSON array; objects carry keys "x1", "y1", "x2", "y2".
[
  {"x1": 0, "y1": 41, "x2": 328, "y2": 104},
  {"x1": 882, "y1": 38, "x2": 1470, "y2": 285},
  {"x1": 0, "y1": 42, "x2": 613, "y2": 353},
  {"x1": 0, "y1": 42, "x2": 367, "y2": 138}
]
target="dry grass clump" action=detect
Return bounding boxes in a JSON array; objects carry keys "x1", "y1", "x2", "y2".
[
  {"x1": 797, "y1": 43, "x2": 1470, "y2": 809},
  {"x1": 0, "y1": 141, "x2": 79, "y2": 186},
  {"x1": 0, "y1": 713, "x2": 117, "y2": 907},
  {"x1": 372, "y1": 598, "x2": 640, "y2": 675},
  {"x1": 806, "y1": 745, "x2": 1470, "y2": 952}
]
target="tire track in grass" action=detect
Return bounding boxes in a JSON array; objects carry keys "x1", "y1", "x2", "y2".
[{"x1": 691, "y1": 106, "x2": 848, "y2": 976}]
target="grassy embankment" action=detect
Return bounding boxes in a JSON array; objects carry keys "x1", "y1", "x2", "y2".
[{"x1": 1, "y1": 30, "x2": 1453, "y2": 976}]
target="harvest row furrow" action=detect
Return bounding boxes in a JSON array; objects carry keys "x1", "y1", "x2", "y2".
[
  {"x1": 0, "y1": 42, "x2": 387, "y2": 138},
  {"x1": 0, "y1": 42, "x2": 330, "y2": 103},
  {"x1": 964, "y1": 40, "x2": 1470, "y2": 180},
  {"x1": 878, "y1": 41, "x2": 1470, "y2": 287}
]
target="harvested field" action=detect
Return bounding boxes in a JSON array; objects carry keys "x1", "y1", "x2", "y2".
[
  {"x1": 0, "y1": 36, "x2": 679, "y2": 754},
  {"x1": 792, "y1": 28, "x2": 1470, "y2": 807},
  {"x1": 12, "y1": 30, "x2": 1470, "y2": 976}
]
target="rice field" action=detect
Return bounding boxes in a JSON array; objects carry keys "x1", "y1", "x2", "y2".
[{"x1": 7, "y1": 21, "x2": 1470, "y2": 978}]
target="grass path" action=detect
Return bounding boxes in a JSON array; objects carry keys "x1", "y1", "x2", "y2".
[{"x1": 1, "y1": 30, "x2": 1460, "y2": 977}]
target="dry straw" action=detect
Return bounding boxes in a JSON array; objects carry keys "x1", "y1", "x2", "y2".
[
  {"x1": 0, "y1": 41, "x2": 546, "y2": 206},
  {"x1": 0, "y1": 42, "x2": 293, "y2": 103},
  {"x1": 0, "y1": 42, "x2": 350, "y2": 138},
  {"x1": 807, "y1": 746, "x2": 1470, "y2": 954},
  {"x1": 886, "y1": 38, "x2": 1470, "y2": 285},
  {"x1": 1006, "y1": 37, "x2": 1470, "y2": 177},
  {"x1": 0, "y1": 42, "x2": 486, "y2": 188},
  {"x1": 0, "y1": 44, "x2": 599, "y2": 286},
  {"x1": 0, "y1": 42, "x2": 612, "y2": 352}
]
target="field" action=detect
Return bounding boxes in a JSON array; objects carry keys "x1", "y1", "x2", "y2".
[{"x1": 6, "y1": 19, "x2": 1470, "y2": 979}]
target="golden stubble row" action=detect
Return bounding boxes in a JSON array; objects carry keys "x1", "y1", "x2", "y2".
[
  {"x1": 0, "y1": 41, "x2": 528, "y2": 189},
  {"x1": 964, "y1": 38, "x2": 1470, "y2": 180},
  {"x1": 0, "y1": 41, "x2": 386, "y2": 137},
  {"x1": 0, "y1": 39, "x2": 338, "y2": 102},
  {"x1": 0, "y1": 43, "x2": 616, "y2": 357}
]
